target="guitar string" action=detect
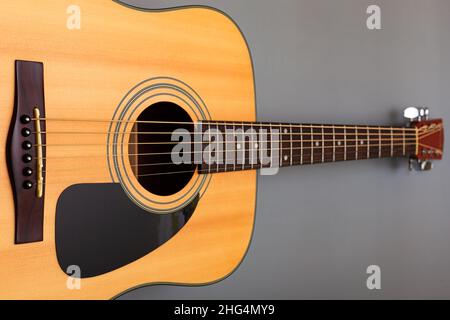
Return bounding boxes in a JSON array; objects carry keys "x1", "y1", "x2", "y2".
[
  {"x1": 41, "y1": 144, "x2": 417, "y2": 175},
  {"x1": 34, "y1": 136, "x2": 417, "y2": 148},
  {"x1": 43, "y1": 143, "x2": 415, "y2": 172},
  {"x1": 32, "y1": 117, "x2": 417, "y2": 131},
  {"x1": 416, "y1": 128, "x2": 442, "y2": 140},
  {"x1": 37, "y1": 141, "x2": 417, "y2": 160},
  {"x1": 35, "y1": 144, "x2": 415, "y2": 182},
  {"x1": 35, "y1": 143, "x2": 416, "y2": 185},
  {"x1": 25, "y1": 116, "x2": 433, "y2": 182},
  {"x1": 37, "y1": 143, "x2": 415, "y2": 176},
  {"x1": 35, "y1": 129, "x2": 420, "y2": 135}
]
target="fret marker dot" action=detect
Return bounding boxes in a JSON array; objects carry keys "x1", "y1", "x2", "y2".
[
  {"x1": 315, "y1": 142, "x2": 320, "y2": 147},
  {"x1": 284, "y1": 155, "x2": 288, "y2": 161},
  {"x1": 284, "y1": 129, "x2": 288, "y2": 134},
  {"x1": 254, "y1": 143, "x2": 258, "y2": 148},
  {"x1": 337, "y1": 141, "x2": 342, "y2": 146},
  {"x1": 237, "y1": 144, "x2": 241, "y2": 150},
  {"x1": 360, "y1": 141, "x2": 364, "y2": 145}
]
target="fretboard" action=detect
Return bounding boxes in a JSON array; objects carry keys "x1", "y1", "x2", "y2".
[{"x1": 197, "y1": 121, "x2": 417, "y2": 174}]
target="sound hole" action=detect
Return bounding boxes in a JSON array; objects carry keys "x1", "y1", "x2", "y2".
[{"x1": 129, "y1": 102, "x2": 195, "y2": 196}]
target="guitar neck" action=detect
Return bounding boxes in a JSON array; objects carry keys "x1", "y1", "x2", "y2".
[{"x1": 197, "y1": 121, "x2": 418, "y2": 173}]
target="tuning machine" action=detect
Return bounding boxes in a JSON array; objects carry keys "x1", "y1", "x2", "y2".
[
  {"x1": 408, "y1": 158, "x2": 433, "y2": 172},
  {"x1": 403, "y1": 106, "x2": 429, "y2": 124}
]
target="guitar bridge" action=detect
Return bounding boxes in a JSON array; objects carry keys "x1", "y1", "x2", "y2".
[{"x1": 6, "y1": 60, "x2": 46, "y2": 244}]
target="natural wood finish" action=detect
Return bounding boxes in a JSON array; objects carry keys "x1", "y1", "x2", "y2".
[{"x1": 0, "y1": 0, "x2": 255, "y2": 299}]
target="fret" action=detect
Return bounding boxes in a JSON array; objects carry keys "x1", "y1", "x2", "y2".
[
  {"x1": 292, "y1": 125, "x2": 301, "y2": 165},
  {"x1": 275, "y1": 123, "x2": 279, "y2": 167},
  {"x1": 243, "y1": 122, "x2": 255, "y2": 171},
  {"x1": 366, "y1": 126, "x2": 370, "y2": 159},
  {"x1": 229, "y1": 123, "x2": 236, "y2": 172},
  {"x1": 225, "y1": 122, "x2": 234, "y2": 172},
  {"x1": 232, "y1": 122, "x2": 248, "y2": 172},
  {"x1": 390, "y1": 127, "x2": 394, "y2": 157},
  {"x1": 275, "y1": 123, "x2": 281, "y2": 168},
  {"x1": 259, "y1": 123, "x2": 264, "y2": 169},
  {"x1": 300, "y1": 125, "x2": 303, "y2": 165},
  {"x1": 302, "y1": 125, "x2": 312, "y2": 164},
  {"x1": 356, "y1": 127, "x2": 368, "y2": 160},
  {"x1": 323, "y1": 126, "x2": 334, "y2": 163},
  {"x1": 311, "y1": 125, "x2": 320, "y2": 164},
  {"x1": 223, "y1": 122, "x2": 227, "y2": 172},
  {"x1": 254, "y1": 123, "x2": 261, "y2": 168},
  {"x1": 368, "y1": 127, "x2": 380, "y2": 158},
  {"x1": 241, "y1": 122, "x2": 245, "y2": 171},
  {"x1": 393, "y1": 126, "x2": 404, "y2": 157},
  {"x1": 378, "y1": 126, "x2": 382, "y2": 158},
  {"x1": 235, "y1": 122, "x2": 241, "y2": 171},
  {"x1": 250, "y1": 123, "x2": 254, "y2": 169},
  {"x1": 281, "y1": 124, "x2": 291, "y2": 167},
  {"x1": 280, "y1": 124, "x2": 284, "y2": 166},
  {"x1": 269, "y1": 123, "x2": 273, "y2": 169},
  {"x1": 344, "y1": 125, "x2": 347, "y2": 161},
  {"x1": 300, "y1": 126, "x2": 304, "y2": 165},
  {"x1": 346, "y1": 127, "x2": 356, "y2": 161},
  {"x1": 216, "y1": 125, "x2": 220, "y2": 172},
  {"x1": 232, "y1": 123, "x2": 236, "y2": 172},
  {"x1": 260, "y1": 123, "x2": 270, "y2": 169},
  {"x1": 334, "y1": 126, "x2": 345, "y2": 162},
  {"x1": 207, "y1": 123, "x2": 211, "y2": 173},
  {"x1": 280, "y1": 123, "x2": 284, "y2": 166},
  {"x1": 255, "y1": 123, "x2": 260, "y2": 169},
  {"x1": 246, "y1": 122, "x2": 255, "y2": 171},
  {"x1": 332, "y1": 125, "x2": 336, "y2": 162},
  {"x1": 256, "y1": 124, "x2": 262, "y2": 169},
  {"x1": 289, "y1": 124, "x2": 293, "y2": 166},
  {"x1": 402, "y1": 128, "x2": 406, "y2": 156},
  {"x1": 380, "y1": 126, "x2": 390, "y2": 158},
  {"x1": 355, "y1": 126, "x2": 358, "y2": 160},
  {"x1": 265, "y1": 123, "x2": 274, "y2": 170},
  {"x1": 405, "y1": 129, "x2": 417, "y2": 156},
  {"x1": 321, "y1": 125, "x2": 325, "y2": 163},
  {"x1": 216, "y1": 122, "x2": 226, "y2": 172}
]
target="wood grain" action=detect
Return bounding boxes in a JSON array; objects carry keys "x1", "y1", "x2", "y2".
[{"x1": 0, "y1": 0, "x2": 255, "y2": 299}]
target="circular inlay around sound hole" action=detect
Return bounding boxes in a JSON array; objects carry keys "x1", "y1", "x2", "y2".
[{"x1": 129, "y1": 102, "x2": 195, "y2": 196}]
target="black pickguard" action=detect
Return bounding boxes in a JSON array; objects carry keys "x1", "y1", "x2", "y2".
[{"x1": 55, "y1": 183, "x2": 197, "y2": 278}]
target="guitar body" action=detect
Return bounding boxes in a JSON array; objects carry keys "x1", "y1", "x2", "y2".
[{"x1": 0, "y1": 0, "x2": 256, "y2": 299}]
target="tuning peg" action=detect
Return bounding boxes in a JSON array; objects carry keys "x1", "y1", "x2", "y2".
[
  {"x1": 404, "y1": 107, "x2": 419, "y2": 122},
  {"x1": 420, "y1": 107, "x2": 429, "y2": 120},
  {"x1": 403, "y1": 107, "x2": 429, "y2": 123},
  {"x1": 420, "y1": 160, "x2": 433, "y2": 171},
  {"x1": 409, "y1": 158, "x2": 433, "y2": 171}
]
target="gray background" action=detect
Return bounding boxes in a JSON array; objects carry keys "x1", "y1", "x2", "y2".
[{"x1": 118, "y1": 0, "x2": 450, "y2": 299}]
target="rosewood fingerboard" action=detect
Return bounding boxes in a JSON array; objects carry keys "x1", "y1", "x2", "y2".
[{"x1": 198, "y1": 122, "x2": 417, "y2": 174}]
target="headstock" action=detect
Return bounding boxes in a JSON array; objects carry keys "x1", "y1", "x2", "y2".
[{"x1": 404, "y1": 107, "x2": 444, "y2": 171}]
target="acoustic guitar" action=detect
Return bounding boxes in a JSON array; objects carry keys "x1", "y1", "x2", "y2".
[{"x1": 0, "y1": 1, "x2": 444, "y2": 299}]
